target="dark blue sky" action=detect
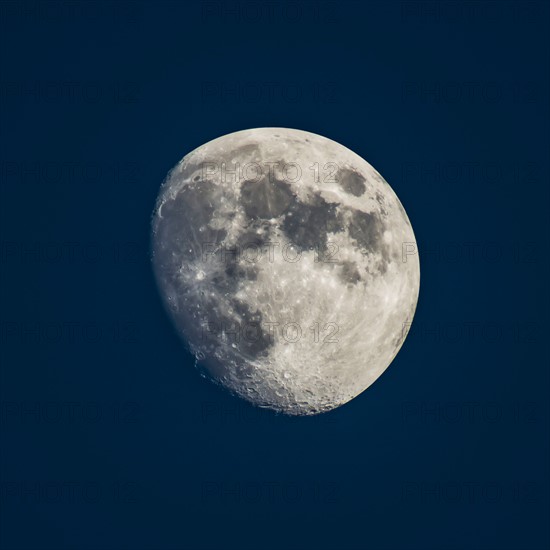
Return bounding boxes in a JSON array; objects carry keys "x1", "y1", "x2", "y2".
[{"x1": 0, "y1": 1, "x2": 549, "y2": 549}]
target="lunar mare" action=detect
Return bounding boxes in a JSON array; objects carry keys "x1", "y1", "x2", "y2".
[{"x1": 152, "y1": 128, "x2": 420, "y2": 415}]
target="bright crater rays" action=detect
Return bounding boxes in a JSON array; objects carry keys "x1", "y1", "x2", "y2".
[{"x1": 152, "y1": 128, "x2": 420, "y2": 415}]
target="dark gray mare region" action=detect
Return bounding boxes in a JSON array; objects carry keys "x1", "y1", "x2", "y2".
[{"x1": 153, "y1": 152, "x2": 394, "y2": 372}]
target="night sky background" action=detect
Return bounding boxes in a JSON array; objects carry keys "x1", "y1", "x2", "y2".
[{"x1": 1, "y1": 1, "x2": 549, "y2": 549}]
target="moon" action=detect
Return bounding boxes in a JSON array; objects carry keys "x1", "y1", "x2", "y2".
[{"x1": 151, "y1": 128, "x2": 420, "y2": 415}]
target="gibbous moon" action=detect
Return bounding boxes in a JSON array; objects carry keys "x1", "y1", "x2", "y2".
[{"x1": 152, "y1": 128, "x2": 420, "y2": 415}]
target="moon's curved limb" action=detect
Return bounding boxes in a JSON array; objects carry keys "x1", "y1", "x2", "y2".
[{"x1": 152, "y1": 128, "x2": 420, "y2": 415}]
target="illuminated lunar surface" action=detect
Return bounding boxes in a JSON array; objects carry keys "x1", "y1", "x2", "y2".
[{"x1": 152, "y1": 128, "x2": 420, "y2": 415}]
